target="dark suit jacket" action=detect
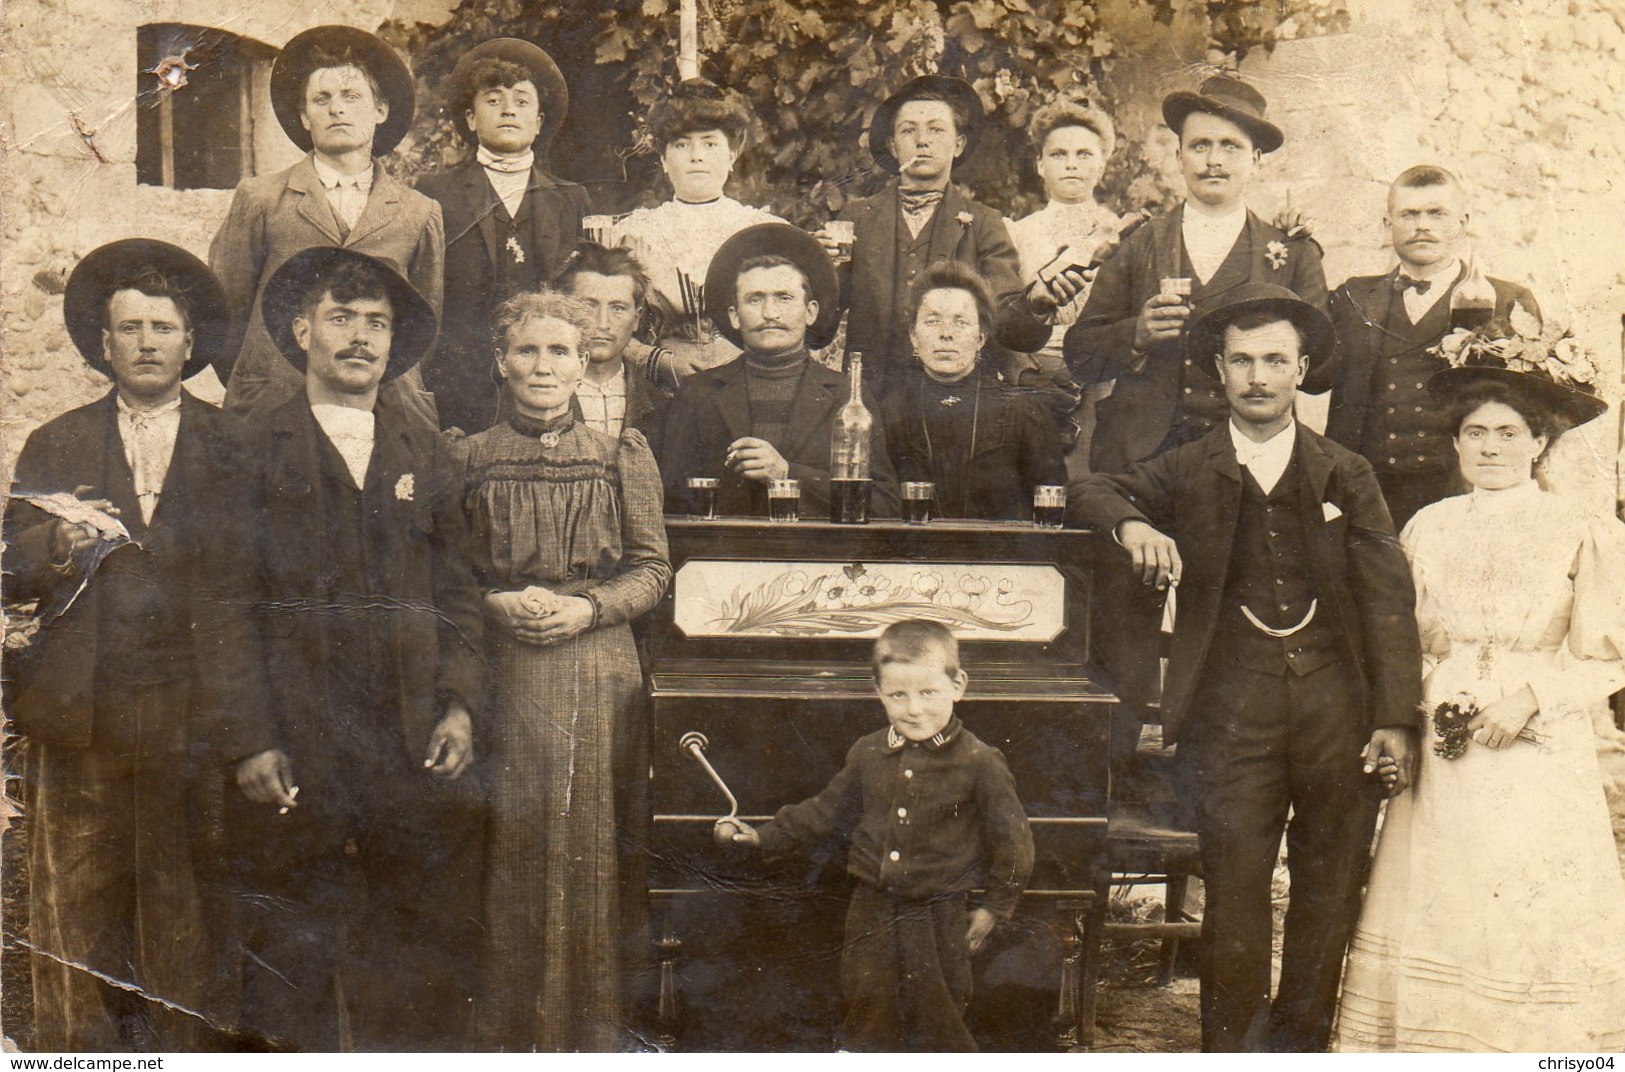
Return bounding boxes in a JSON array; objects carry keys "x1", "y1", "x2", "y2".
[
  {"x1": 215, "y1": 394, "x2": 484, "y2": 767},
  {"x1": 660, "y1": 354, "x2": 901, "y2": 518},
  {"x1": 1064, "y1": 206, "x2": 1328, "y2": 472},
  {"x1": 878, "y1": 366, "x2": 1066, "y2": 520},
  {"x1": 1325, "y1": 269, "x2": 1539, "y2": 449},
  {"x1": 209, "y1": 154, "x2": 443, "y2": 424},
  {"x1": 416, "y1": 159, "x2": 591, "y2": 432},
  {"x1": 568, "y1": 361, "x2": 672, "y2": 458},
  {"x1": 1070, "y1": 424, "x2": 1421, "y2": 744},
  {"x1": 3, "y1": 392, "x2": 256, "y2": 750},
  {"x1": 837, "y1": 181, "x2": 1049, "y2": 384}
]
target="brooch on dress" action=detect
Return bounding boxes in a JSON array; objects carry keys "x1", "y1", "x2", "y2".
[
  {"x1": 539, "y1": 430, "x2": 561, "y2": 448},
  {"x1": 940, "y1": 395, "x2": 960, "y2": 407},
  {"x1": 506, "y1": 235, "x2": 526, "y2": 264}
]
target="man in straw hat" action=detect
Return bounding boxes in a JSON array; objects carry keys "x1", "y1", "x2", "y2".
[
  {"x1": 1066, "y1": 74, "x2": 1330, "y2": 785},
  {"x1": 418, "y1": 38, "x2": 591, "y2": 434},
  {"x1": 3, "y1": 239, "x2": 249, "y2": 1049},
  {"x1": 209, "y1": 25, "x2": 443, "y2": 429},
  {"x1": 216, "y1": 247, "x2": 484, "y2": 1051},
  {"x1": 1325, "y1": 164, "x2": 1542, "y2": 529},
  {"x1": 661, "y1": 222, "x2": 899, "y2": 518},
  {"x1": 823, "y1": 74, "x2": 1061, "y2": 396},
  {"x1": 1072, "y1": 284, "x2": 1422, "y2": 1051}
]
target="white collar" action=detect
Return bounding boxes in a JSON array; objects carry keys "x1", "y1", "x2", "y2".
[
  {"x1": 311, "y1": 155, "x2": 374, "y2": 190},
  {"x1": 1229, "y1": 419, "x2": 1296, "y2": 494},
  {"x1": 477, "y1": 146, "x2": 535, "y2": 174},
  {"x1": 116, "y1": 394, "x2": 182, "y2": 420},
  {"x1": 1183, "y1": 201, "x2": 1247, "y2": 230},
  {"x1": 1467, "y1": 477, "x2": 1541, "y2": 510},
  {"x1": 309, "y1": 403, "x2": 376, "y2": 437}
]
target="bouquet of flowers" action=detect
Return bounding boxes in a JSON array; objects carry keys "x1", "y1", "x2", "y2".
[
  {"x1": 1429, "y1": 693, "x2": 1545, "y2": 759},
  {"x1": 1429, "y1": 302, "x2": 1602, "y2": 393}
]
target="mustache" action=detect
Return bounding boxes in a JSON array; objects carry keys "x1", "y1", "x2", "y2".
[{"x1": 338, "y1": 345, "x2": 378, "y2": 360}]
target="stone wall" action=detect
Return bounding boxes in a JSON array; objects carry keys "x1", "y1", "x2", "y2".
[{"x1": 0, "y1": 0, "x2": 450, "y2": 472}]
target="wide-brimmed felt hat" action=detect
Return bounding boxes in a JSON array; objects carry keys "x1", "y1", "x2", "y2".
[
  {"x1": 704, "y1": 223, "x2": 841, "y2": 350},
  {"x1": 867, "y1": 75, "x2": 983, "y2": 175},
  {"x1": 260, "y1": 247, "x2": 437, "y2": 381},
  {"x1": 1186, "y1": 283, "x2": 1337, "y2": 394},
  {"x1": 447, "y1": 38, "x2": 568, "y2": 149},
  {"x1": 271, "y1": 26, "x2": 415, "y2": 155},
  {"x1": 63, "y1": 238, "x2": 229, "y2": 381},
  {"x1": 1429, "y1": 363, "x2": 1608, "y2": 432},
  {"x1": 1162, "y1": 75, "x2": 1282, "y2": 154}
]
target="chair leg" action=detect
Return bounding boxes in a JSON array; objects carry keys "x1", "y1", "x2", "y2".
[
  {"x1": 1076, "y1": 893, "x2": 1108, "y2": 1048},
  {"x1": 1157, "y1": 872, "x2": 1188, "y2": 985},
  {"x1": 1053, "y1": 901, "x2": 1082, "y2": 1049}
]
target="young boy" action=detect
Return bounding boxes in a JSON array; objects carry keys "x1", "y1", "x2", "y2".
[{"x1": 721, "y1": 620, "x2": 1034, "y2": 1051}]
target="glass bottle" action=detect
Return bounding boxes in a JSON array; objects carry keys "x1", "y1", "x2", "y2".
[
  {"x1": 1449, "y1": 256, "x2": 1496, "y2": 333},
  {"x1": 830, "y1": 353, "x2": 872, "y2": 523}
]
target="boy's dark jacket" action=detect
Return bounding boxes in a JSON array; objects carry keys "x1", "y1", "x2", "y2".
[{"x1": 756, "y1": 717, "x2": 1034, "y2": 918}]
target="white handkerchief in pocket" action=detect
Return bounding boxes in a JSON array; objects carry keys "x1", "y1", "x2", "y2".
[{"x1": 1322, "y1": 501, "x2": 1344, "y2": 522}]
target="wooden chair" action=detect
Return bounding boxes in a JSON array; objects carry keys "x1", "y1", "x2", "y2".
[{"x1": 1077, "y1": 719, "x2": 1203, "y2": 1044}]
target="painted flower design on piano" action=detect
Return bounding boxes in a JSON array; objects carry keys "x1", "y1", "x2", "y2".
[{"x1": 711, "y1": 562, "x2": 1034, "y2": 636}]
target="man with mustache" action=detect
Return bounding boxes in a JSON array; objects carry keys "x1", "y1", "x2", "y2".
[
  {"x1": 417, "y1": 39, "x2": 591, "y2": 434},
  {"x1": 822, "y1": 76, "x2": 1062, "y2": 397},
  {"x1": 210, "y1": 25, "x2": 442, "y2": 430},
  {"x1": 1063, "y1": 75, "x2": 1328, "y2": 773},
  {"x1": 1071, "y1": 285, "x2": 1422, "y2": 1052},
  {"x1": 1324, "y1": 165, "x2": 1540, "y2": 528},
  {"x1": 218, "y1": 248, "x2": 485, "y2": 1051},
  {"x1": 4, "y1": 240, "x2": 247, "y2": 1050},
  {"x1": 661, "y1": 223, "x2": 899, "y2": 517}
]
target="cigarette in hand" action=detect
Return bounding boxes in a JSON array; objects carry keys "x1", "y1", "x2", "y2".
[{"x1": 278, "y1": 785, "x2": 300, "y2": 815}]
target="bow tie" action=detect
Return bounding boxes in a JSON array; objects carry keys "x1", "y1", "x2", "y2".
[{"x1": 1393, "y1": 274, "x2": 1432, "y2": 295}]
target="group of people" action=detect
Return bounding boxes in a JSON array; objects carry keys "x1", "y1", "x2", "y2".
[{"x1": 5, "y1": 17, "x2": 1624, "y2": 1055}]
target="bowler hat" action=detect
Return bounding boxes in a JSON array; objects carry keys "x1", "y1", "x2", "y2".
[
  {"x1": 447, "y1": 38, "x2": 569, "y2": 149},
  {"x1": 1429, "y1": 360, "x2": 1607, "y2": 432},
  {"x1": 260, "y1": 247, "x2": 437, "y2": 381},
  {"x1": 63, "y1": 238, "x2": 229, "y2": 381},
  {"x1": 1186, "y1": 283, "x2": 1338, "y2": 394},
  {"x1": 271, "y1": 26, "x2": 416, "y2": 155},
  {"x1": 867, "y1": 75, "x2": 983, "y2": 175},
  {"x1": 1162, "y1": 76, "x2": 1283, "y2": 154},
  {"x1": 704, "y1": 223, "x2": 841, "y2": 350}
]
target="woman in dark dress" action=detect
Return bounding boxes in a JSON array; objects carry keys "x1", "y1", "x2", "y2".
[
  {"x1": 456, "y1": 290, "x2": 671, "y2": 1050},
  {"x1": 879, "y1": 261, "x2": 1067, "y2": 520}
]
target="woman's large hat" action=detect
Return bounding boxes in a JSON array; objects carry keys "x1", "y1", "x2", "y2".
[
  {"x1": 704, "y1": 223, "x2": 841, "y2": 350},
  {"x1": 62, "y1": 238, "x2": 229, "y2": 381},
  {"x1": 260, "y1": 247, "x2": 437, "y2": 381},
  {"x1": 867, "y1": 75, "x2": 984, "y2": 175},
  {"x1": 1429, "y1": 356, "x2": 1608, "y2": 432},
  {"x1": 1186, "y1": 283, "x2": 1338, "y2": 393},
  {"x1": 271, "y1": 26, "x2": 416, "y2": 155},
  {"x1": 446, "y1": 38, "x2": 568, "y2": 149},
  {"x1": 1161, "y1": 75, "x2": 1283, "y2": 154}
]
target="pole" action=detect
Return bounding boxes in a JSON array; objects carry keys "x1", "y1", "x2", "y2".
[{"x1": 678, "y1": 0, "x2": 699, "y2": 80}]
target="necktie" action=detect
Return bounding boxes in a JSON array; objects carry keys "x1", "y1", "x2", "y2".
[{"x1": 1393, "y1": 274, "x2": 1432, "y2": 294}]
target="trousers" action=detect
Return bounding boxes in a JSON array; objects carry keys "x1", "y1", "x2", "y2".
[{"x1": 1177, "y1": 657, "x2": 1383, "y2": 1052}]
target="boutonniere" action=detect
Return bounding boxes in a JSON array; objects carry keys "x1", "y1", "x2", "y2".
[
  {"x1": 1266, "y1": 239, "x2": 1290, "y2": 270},
  {"x1": 955, "y1": 211, "x2": 974, "y2": 226},
  {"x1": 394, "y1": 473, "x2": 415, "y2": 502},
  {"x1": 505, "y1": 235, "x2": 525, "y2": 263}
]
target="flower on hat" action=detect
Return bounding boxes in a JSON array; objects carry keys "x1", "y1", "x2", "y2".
[
  {"x1": 1428, "y1": 301, "x2": 1600, "y2": 393},
  {"x1": 1265, "y1": 240, "x2": 1289, "y2": 270},
  {"x1": 395, "y1": 473, "x2": 415, "y2": 502}
]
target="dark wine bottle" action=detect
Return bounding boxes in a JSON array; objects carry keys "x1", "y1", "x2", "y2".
[{"x1": 1449, "y1": 257, "x2": 1496, "y2": 333}]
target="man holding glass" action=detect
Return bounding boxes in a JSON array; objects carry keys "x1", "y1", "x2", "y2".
[{"x1": 1065, "y1": 76, "x2": 1328, "y2": 754}]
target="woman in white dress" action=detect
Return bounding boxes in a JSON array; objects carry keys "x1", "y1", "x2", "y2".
[
  {"x1": 1334, "y1": 354, "x2": 1625, "y2": 1052},
  {"x1": 1004, "y1": 95, "x2": 1126, "y2": 475},
  {"x1": 610, "y1": 79, "x2": 784, "y2": 387}
]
